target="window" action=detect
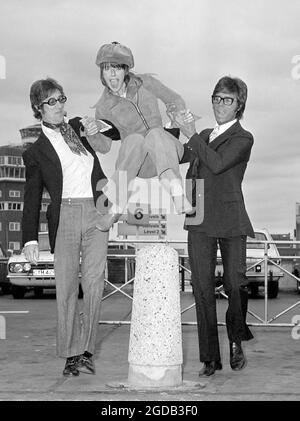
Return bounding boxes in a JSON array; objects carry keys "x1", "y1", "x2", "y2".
[
  {"x1": 9, "y1": 190, "x2": 21, "y2": 198},
  {"x1": 9, "y1": 242, "x2": 20, "y2": 251},
  {"x1": 41, "y1": 203, "x2": 48, "y2": 212},
  {"x1": 38, "y1": 232, "x2": 50, "y2": 251},
  {"x1": 7, "y1": 202, "x2": 23, "y2": 211},
  {"x1": 9, "y1": 222, "x2": 21, "y2": 231},
  {"x1": 42, "y1": 191, "x2": 50, "y2": 199},
  {"x1": 0, "y1": 190, "x2": 2, "y2": 197},
  {"x1": 0, "y1": 222, "x2": 2, "y2": 231},
  {"x1": 19, "y1": 167, "x2": 26, "y2": 178},
  {"x1": 0, "y1": 166, "x2": 25, "y2": 179},
  {"x1": 0, "y1": 202, "x2": 23, "y2": 211},
  {"x1": 40, "y1": 223, "x2": 48, "y2": 232},
  {"x1": 7, "y1": 156, "x2": 23, "y2": 165}
]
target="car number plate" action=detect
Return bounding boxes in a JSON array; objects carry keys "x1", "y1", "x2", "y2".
[{"x1": 32, "y1": 269, "x2": 54, "y2": 276}]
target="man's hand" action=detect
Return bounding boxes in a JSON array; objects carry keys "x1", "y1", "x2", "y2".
[
  {"x1": 80, "y1": 116, "x2": 99, "y2": 136},
  {"x1": 24, "y1": 244, "x2": 39, "y2": 265},
  {"x1": 179, "y1": 110, "x2": 197, "y2": 139}
]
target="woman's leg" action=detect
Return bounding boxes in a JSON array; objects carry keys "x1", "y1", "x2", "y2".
[
  {"x1": 101, "y1": 134, "x2": 148, "y2": 214},
  {"x1": 144, "y1": 128, "x2": 192, "y2": 214}
]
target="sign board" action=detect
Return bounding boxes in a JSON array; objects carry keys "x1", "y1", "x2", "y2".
[
  {"x1": 118, "y1": 222, "x2": 167, "y2": 237},
  {"x1": 119, "y1": 203, "x2": 166, "y2": 226},
  {"x1": 126, "y1": 203, "x2": 150, "y2": 226},
  {"x1": 119, "y1": 213, "x2": 166, "y2": 223},
  {"x1": 149, "y1": 214, "x2": 167, "y2": 221},
  {"x1": 140, "y1": 227, "x2": 167, "y2": 236}
]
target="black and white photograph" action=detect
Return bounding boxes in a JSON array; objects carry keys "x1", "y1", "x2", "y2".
[{"x1": 0, "y1": 0, "x2": 300, "y2": 409}]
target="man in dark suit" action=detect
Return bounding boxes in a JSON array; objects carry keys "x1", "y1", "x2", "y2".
[
  {"x1": 180, "y1": 76, "x2": 254, "y2": 376},
  {"x1": 22, "y1": 77, "x2": 110, "y2": 377}
]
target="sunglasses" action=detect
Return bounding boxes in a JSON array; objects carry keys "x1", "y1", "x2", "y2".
[{"x1": 40, "y1": 95, "x2": 67, "y2": 107}]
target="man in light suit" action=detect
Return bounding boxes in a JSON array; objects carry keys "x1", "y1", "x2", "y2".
[
  {"x1": 181, "y1": 76, "x2": 254, "y2": 376},
  {"x1": 22, "y1": 78, "x2": 111, "y2": 377}
]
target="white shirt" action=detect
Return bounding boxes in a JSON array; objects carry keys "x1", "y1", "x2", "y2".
[
  {"x1": 25, "y1": 122, "x2": 95, "y2": 247},
  {"x1": 209, "y1": 119, "x2": 237, "y2": 142},
  {"x1": 42, "y1": 122, "x2": 94, "y2": 198}
]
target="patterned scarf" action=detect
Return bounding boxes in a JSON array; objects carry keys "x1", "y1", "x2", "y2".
[{"x1": 43, "y1": 121, "x2": 87, "y2": 156}]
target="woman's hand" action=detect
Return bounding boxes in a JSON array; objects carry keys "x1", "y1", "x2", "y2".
[{"x1": 80, "y1": 116, "x2": 99, "y2": 136}]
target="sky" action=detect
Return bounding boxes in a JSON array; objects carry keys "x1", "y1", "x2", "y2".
[{"x1": 0, "y1": 0, "x2": 300, "y2": 241}]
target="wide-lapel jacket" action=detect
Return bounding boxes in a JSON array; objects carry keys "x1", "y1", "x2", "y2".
[
  {"x1": 21, "y1": 117, "x2": 107, "y2": 253},
  {"x1": 181, "y1": 121, "x2": 254, "y2": 238}
]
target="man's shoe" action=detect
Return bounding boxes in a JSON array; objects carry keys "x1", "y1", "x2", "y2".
[
  {"x1": 63, "y1": 356, "x2": 80, "y2": 377},
  {"x1": 77, "y1": 354, "x2": 96, "y2": 375},
  {"x1": 230, "y1": 342, "x2": 246, "y2": 371},
  {"x1": 96, "y1": 213, "x2": 121, "y2": 232},
  {"x1": 199, "y1": 360, "x2": 222, "y2": 377}
]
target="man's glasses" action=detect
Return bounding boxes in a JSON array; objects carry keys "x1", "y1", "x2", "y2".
[
  {"x1": 211, "y1": 95, "x2": 236, "y2": 106},
  {"x1": 40, "y1": 95, "x2": 67, "y2": 107}
]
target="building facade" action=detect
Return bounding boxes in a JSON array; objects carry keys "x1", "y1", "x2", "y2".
[{"x1": 0, "y1": 124, "x2": 50, "y2": 254}]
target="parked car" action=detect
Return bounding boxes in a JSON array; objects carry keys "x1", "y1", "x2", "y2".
[
  {"x1": 0, "y1": 243, "x2": 10, "y2": 294},
  {"x1": 7, "y1": 232, "x2": 58, "y2": 299},
  {"x1": 292, "y1": 265, "x2": 300, "y2": 294},
  {"x1": 7, "y1": 232, "x2": 133, "y2": 299},
  {"x1": 215, "y1": 228, "x2": 283, "y2": 298}
]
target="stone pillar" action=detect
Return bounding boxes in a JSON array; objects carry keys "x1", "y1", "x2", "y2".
[{"x1": 128, "y1": 244, "x2": 182, "y2": 388}]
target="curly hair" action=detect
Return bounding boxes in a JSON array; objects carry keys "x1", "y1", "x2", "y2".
[{"x1": 30, "y1": 77, "x2": 64, "y2": 120}]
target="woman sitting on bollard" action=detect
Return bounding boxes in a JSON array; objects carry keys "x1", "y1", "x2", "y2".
[{"x1": 81, "y1": 41, "x2": 197, "y2": 231}]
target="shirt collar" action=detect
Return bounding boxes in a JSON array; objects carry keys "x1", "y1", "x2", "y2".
[{"x1": 214, "y1": 119, "x2": 237, "y2": 136}]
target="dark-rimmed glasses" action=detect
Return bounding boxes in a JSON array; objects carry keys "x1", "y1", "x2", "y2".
[
  {"x1": 211, "y1": 95, "x2": 236, "y2": 106},
  {"x1": 40, "y1": 95, "x2": 67, "y2": 107}
]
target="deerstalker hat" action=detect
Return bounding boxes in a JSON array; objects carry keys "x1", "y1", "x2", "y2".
[{"x1": 95, "y1": 41, "x2": 134, "y2": 68}]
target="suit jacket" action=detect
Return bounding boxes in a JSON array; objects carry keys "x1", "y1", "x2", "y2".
[
  {"x1": 181, "y1": 121, "x2": 254, "y2": 238},
  {"x1": 22, "y1": 117, "x2": 107, "y2": 253}
]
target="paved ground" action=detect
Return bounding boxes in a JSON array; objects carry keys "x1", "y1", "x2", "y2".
[{"x1": 0, "y1": 288, "x2": 300, "y2": 404}]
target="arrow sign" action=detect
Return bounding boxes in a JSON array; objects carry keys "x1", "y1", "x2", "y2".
[{"x1": 117, "y1": 223, "x2": 167, "y2": 237}]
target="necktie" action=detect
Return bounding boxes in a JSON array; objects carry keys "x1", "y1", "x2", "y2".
[
  {"x1": 209, "y1": 125, "x2": 220, "y2": 142},
  {"x1": 43, "y1": 121, "x2": 88, "y2": 156}
]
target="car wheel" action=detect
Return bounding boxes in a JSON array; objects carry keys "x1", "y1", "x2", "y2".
[
  {"x1": 11, "y1": 285, "x2": 26, "y2": 299},
  {"x1": 268, "y1": 280, "x2": 279, "y2": 299},
  {"x1": 34, "y1": 287, "x2": 43, "y2": 298},
  {"x1": 1, "y1": 284, "x2": 11, "y2": 295},
  {"x1": 248, "y1": 283, "x2": 259, "y2": 298}
]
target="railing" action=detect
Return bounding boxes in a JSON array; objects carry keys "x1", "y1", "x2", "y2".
[{"x1": 101, "y1": 239, "x2": 300, "y2": 328}]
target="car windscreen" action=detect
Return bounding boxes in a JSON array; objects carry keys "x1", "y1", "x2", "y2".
[
  {"x1": 247, "y1": 233, "x2": 267, "y2": 249},
  {"x1": 38, "y1": 233, "x2": 50, "y2": 251}
]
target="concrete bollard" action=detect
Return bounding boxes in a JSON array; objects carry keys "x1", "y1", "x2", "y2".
[{"x1": 128, "y1": 244, "x2": 182, "y2": 388}]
